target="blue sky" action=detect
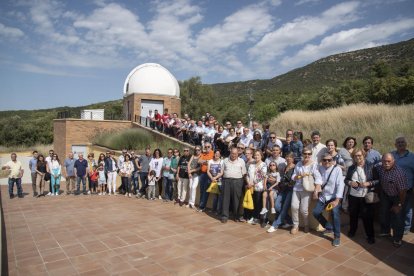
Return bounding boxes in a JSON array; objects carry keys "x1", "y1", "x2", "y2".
[{"x1": 0, "y1": 0, "x2": 413, "y2": 111}]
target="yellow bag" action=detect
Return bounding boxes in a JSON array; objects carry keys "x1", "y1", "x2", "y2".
[
  {"x1": 243, "y1": 188, "x2": 254, "y2": 210},
  {"x1": 207, "y1": 181, "x2": 220, "y2": 194}
]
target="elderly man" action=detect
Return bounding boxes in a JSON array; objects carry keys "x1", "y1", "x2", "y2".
[
  {"x1": 74, "y1": 153, "x2": 88, "y2": 195},
  {"x1": 307, "y1": 130, "x2": 326, "y2": 163},
  {"x1": 392, "y1": 136, "x2": 414, "y2": 234},
  {"x1": 313, "y1": 153, "x2": 344, "y2": 247},
  {"x1": 2, "y1": 153, "x2": 24, "y2": 199},
  {"x1": 63, "y1": 152, "x2": 76, "y2": 195},
  {"x1": 377, "y1": 153, "x2": 408, "y2": 247},
  {"x1": 29, "y1": 150, "x2": 38, "y2": 197},
  {"x1": 221, "y1": 147, "x2": 247, "y2": 223},
  {"x1": 240, "y1": 127, "x2": 252, "y2": 148}
]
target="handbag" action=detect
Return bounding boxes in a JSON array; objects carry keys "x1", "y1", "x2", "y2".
[
  {"x1": 365, "y1": 191, "x2": 380, "y2": 204},
  {"x1": 243, "y1": 188, "x2": 254, "y2": 210},
  {"x1": 302, "y1": 173, "x2": 315, "y2": 192},
  {"x1": 44, "y1": 172, "x2": 51, "y2": 181},
  {"x1": 207, "y1": 181, "x2": 220, "y2": 194}
]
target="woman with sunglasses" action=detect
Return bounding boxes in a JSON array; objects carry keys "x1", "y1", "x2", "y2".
[
  {"x1": 312, "y1": 153, "x2": 344, "y2": 247},
  {"x1": 187, "y1": 147, "x2": 201, "y2": 208},
  {"x1": 50, "y1": 154, "x2": 62, "y2": 196},
  {"x1": 291, "y1": 149, "x2": 322, "y2": 234},
  {"x1": 344, "y1": 148, "x2": 379, "y2": 244}
]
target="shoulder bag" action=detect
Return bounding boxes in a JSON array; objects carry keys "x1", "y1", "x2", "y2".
[{"x1": 302, "y1": 163, "x2": 315, "y2": 192}]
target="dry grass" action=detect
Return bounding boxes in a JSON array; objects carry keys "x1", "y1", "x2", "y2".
[
  {"x1": 0, "y1": 144, "x2": 53, "y2": 155},
  {"x1": 270, "y1": 103, "x2": 414, "y2": 153}
]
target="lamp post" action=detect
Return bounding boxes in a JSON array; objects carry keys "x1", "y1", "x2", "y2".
[{"x1": 248, "y1": 86, "x2": 255, "y2": 128}]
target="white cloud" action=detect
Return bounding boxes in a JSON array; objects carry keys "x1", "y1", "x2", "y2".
[
  {"x1": 295, "y1": 0, "x2": 321, "y2": 6},
  {"x1": 281, "y1": 18, "x2": 414, "y2": 67},
  {"x1": 247, "y1": 1, "x2": 360, "y2": 61},
  {"x1": 0, "y1": 23, "x2": 24, "y2": 38}
]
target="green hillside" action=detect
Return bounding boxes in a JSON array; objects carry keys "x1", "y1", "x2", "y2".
[{"x1": 1, "y1": 38, "x2": 413, "y2": 147}]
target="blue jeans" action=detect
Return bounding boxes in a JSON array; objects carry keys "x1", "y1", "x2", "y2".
[
  {"x1": 163, "y1": 177, "x2": 173, "y2": 200},
  {"x1": 139, "y1": 172, "x2": 148, "y2": 195},
  {"x1": 380, "y1": 191, "x2": 406, "y2": 242},
  {"x1": 131, "y1": 172, "x2": 139, "y2": 193},
  {"x1": 313, "y1": 199, "x2": 341, "y2": 238},
  {"x1": 199, "y1": 173, "x2": 210, "y2": 209},
  {"x1": 272, "y1": 190, "x2": 293, "y2": 228},
  {"x1": 8, "y1": 178, "x2": 23, "y2": 196},
  {"x1": 51, "y1": 175, "x2": 61, "y2": 194},
  {"x1": 404, "y1": 190, "x2": 412, "y2": 231},
  {"x1": 212, "y1": 185, "x2": 223, "y2": 214},
  {"x1": 76, "y1": 176, "x2": 87, "y2": 193}
]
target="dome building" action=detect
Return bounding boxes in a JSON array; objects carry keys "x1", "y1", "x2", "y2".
[{"x1": 123, "y1": 63, "x2": 181, "y2": 123}]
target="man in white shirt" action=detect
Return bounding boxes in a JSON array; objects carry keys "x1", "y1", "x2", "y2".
[
  {"x1": 2, "y1": 153, "x2": 24, "y2": 198},
  {"x1": 240, "y1": 127, "x2": 253, "y2": 148},
  {"x1": 45, "y1": 149, "x2": 54, "y2": 196},
  {"x1": 265, "y1": 132, "x2": 283, "y2": 157},
  {"x1": 265, "y1": 145, "x2": 287, "y2": 175},
  {"x1": 307, "y1": 130, "x2": 326, "y2": 163}
]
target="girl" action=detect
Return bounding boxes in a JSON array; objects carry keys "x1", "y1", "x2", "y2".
[
  {"x1": 97, "y1": 164, "x2": 106, "y2": 195},
  {"x1": 147, "y1": 170, "x2": 157, "y2": 200},
  {"x1": 89, "y1": 165, "x2": 98, "y2": 194},
  {"x1": 35, "y1": 154, "x2": 48, "y2": 197},
  {"x1": 261, "y1": 161, "x2": 280, "y2": 215},
  {"x1": 50, "y1": 154, "x2": 61, "y2": 196},
  {"x1": 149, "y1": 149, "x2": 163, "y2": 199}
]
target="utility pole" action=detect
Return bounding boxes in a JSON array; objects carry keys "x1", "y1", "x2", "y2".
[{"x1": 248, "y1": 85, "x2": 255, "y2": 128}]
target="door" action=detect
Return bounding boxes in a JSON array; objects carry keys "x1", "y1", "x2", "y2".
[{"x1": 141, "y1": 100, "x2": 164, "y2": 126}]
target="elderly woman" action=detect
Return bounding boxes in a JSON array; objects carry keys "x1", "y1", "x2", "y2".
[
  {"x1": 345, "y1": 148, "x2": 379, "y2": 244},
  {"x1": 246, "y1": 150, "x2": 267, "y2": 225},
  {"x1": 291, "y1": 148, "x2": 322, "y2": 234},
  {"x1": 313, "y1": 153, "x2": 344, "y2": 247}
]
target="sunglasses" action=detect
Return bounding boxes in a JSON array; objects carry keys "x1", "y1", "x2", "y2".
[
  {"x1": 303, "y1": 153, "x2": 312, "y2": 156},
  {"x1": 205, "y1": 146, "x2": 211, "y2": 148},
  {"x1": 184, "y1": 150, "x2": 189, "y2": 152},
  {"x1": 270, "y1": 137, "x2": 276, "y2": 139},
  {"x1": 323, "y1": 159, "x2": 332, "y2": 162}
]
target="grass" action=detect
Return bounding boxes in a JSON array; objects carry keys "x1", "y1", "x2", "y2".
[
  {"x1": 269, "y1": 103, "x2": 414, "y2": 153},
  {"x1": 93, "y1": 128, "x2": 184, "y2": 153},
  {"x1": 0, "y1": 144, "x2": 53, "y2": 155}
]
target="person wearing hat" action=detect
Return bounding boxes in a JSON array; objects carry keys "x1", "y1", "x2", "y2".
[{"x1": 313, "y1": 152, "x2": 344, "y2": 247}]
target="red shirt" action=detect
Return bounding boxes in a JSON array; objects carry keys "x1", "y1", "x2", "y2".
[
  {"x1": 90, "y1": 171, "x2": 99, "y2": 182},
  {"x1": 154, "y1": 113, "x2": 162, "y2": 126}
]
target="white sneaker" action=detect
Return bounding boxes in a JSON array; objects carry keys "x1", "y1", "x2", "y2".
[
  {"x1": 103, "y1": 192, "x2": 106, "y2": 195},
  {"x1": 87, "y1": 191, "x2": 91, "y2": 195},
  {"x1": 260, "y1": 208, "x2": 268, "y2": 215},
  {"x1": 271, "y1": 208, "x2": 276, "y2": 214},
  {"x1": 55, "y1": 193, "x2": 58, "y2": 196},
  {"x1": 128, "y1": 193, "x2": 132, "y2": 198},
  {"x1": 252, "y1": 218, "x2": 259, "y2": 225},
  {"x1": 98, "y1": 192, "x2": 102, "y2": 195},
  {"x1": 247, "y1": 217, "x2": 254, "y2": 224},
  {"x1": 125, "y1": 193, "x2": 128, "y2": 197},
  {"x1": 158, "y1": 195, "x2": 162, "y2": 200},
  {"x1": 50, "y1": 193, "x2": 54, "y2": 196},
  {"x1": 47, "y1": 192, "x2": 52, "y2": 196},
  {"x1": 267, "y1": 226, "x2": 277, "y2": 233}
]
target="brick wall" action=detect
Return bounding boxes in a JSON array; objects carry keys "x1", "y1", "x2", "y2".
[
  {"x1": 123, "y1": 93, "x2": 181, "y2": 121},
  {"x1": 53, "y1": 119, "x2": 133, "y2": 159}
]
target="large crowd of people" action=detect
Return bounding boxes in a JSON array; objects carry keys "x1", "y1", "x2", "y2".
[{"x1": 2, "y1": 116, "x2": 413, "y2": 248}]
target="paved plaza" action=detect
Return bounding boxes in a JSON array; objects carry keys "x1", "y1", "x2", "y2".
[{"x1": 2, "y1": 184, "x2": 414, "y2": 275}]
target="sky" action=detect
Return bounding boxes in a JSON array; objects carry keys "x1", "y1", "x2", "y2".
[{"x1": 0, "y1": 0, "x2": 413, "y2": 111}]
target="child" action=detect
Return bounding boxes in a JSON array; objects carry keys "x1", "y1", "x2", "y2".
[
  {"x1": 147, "y1": 170, "x2": 157, "y2": 200},
  {"x1": 261, "y1": 161, "x2": 280, "y2": 215},
  {"x1": 98, "y1": 164, "x2": 106, "y2": 195},
  {"x1": 89, "y1": 165, "x2": 98, "y2": 194}
]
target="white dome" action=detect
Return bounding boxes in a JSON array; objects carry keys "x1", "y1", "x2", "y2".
[{"x1": 123, "y1": 63, "x2": 180, "y2": 97}]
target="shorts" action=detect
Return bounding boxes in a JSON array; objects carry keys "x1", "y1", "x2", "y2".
[{"x1": 98, "y1": 179, "x2": 106, "y2": 185}]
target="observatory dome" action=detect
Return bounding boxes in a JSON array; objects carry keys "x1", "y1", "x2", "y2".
[{"x1": 123, "y1": 63, "x2": 180, "y2": 97}]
